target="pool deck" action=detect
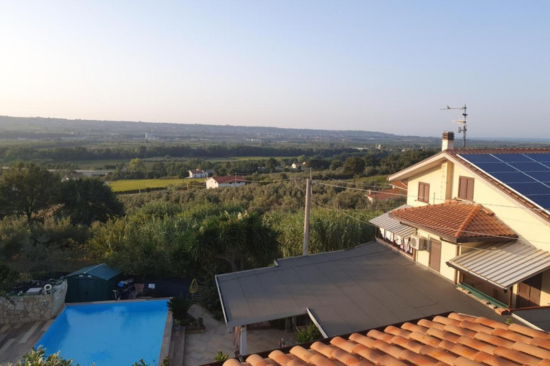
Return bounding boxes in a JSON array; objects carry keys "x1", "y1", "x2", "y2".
[{"x1": 0, "y1": 320, "x2": 53, "y2": 365}]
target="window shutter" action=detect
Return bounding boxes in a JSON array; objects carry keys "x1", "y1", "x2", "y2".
[
  {"x1": 458, "y1": 177, "x2": 475, "y2": 201},
  {"x1": 424, "y1": 184, "x2": 430, "y2": 203},
  {"x1": 467, "y1": 178, "x2": 474, "y2": 201}
]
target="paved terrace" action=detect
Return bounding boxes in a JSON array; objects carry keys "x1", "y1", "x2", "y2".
[
  {"x1": 217, "y1": 242, "x2": 501, "y2": 337},
  {"x1": 0, "y1": 320, "x2": 52, "y2": 365}
]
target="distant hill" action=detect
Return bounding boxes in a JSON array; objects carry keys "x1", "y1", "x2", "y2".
[{"x1": 0, "y1": 115, "x2": 438, "y2": 145}]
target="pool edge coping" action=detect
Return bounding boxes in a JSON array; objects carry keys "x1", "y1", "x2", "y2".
[{"x1": 159, "y1": 310, "x2": 173, "y2": 366}]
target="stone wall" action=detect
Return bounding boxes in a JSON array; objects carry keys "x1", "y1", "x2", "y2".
[{"x1": 0, "y1": 280, "x2": 67, "y2": 324}]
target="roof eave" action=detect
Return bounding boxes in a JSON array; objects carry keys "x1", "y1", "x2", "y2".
[{"x1": 388, "y1": 151, "x2": 449, "y2": 182}]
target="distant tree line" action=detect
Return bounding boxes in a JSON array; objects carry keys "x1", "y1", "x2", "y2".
[{"x1": 0, "y1": 144, "x2": 358, "y2": 163}]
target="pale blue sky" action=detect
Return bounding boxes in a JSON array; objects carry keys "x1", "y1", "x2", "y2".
[{"x1": 0, "y1": 1, "x2": 548, "y2": 138}]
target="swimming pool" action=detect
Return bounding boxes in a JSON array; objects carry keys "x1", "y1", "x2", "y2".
[{"x1": 37, "y1": 299, "x2": 169, "y2": 366}]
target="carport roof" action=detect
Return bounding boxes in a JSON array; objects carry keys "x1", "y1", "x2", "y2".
[{"x1": 216, "y1": 242, "x2": 499, "y2": 337}]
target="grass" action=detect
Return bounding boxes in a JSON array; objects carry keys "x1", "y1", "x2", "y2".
[{"x1": 108, "y1": 178, "x2": 205, "y2": 192}]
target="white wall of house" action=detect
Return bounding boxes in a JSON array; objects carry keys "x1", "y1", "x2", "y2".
[
  {"x1": 404, "y1": 154, "x2": 550, "y2": 305},
  {"x1": 205, "y1": 179, "x2": 246, "y2": 189},
  {"x1": 190, "y1": 171, "x2": 209, "y2": 178}
]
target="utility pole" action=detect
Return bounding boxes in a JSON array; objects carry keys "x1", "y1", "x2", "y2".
[{"x1": 303, "y1": 178, "x2": 312, "y2": 256}]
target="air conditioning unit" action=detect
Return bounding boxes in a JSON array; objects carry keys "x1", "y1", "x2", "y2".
[{"x1": 409, "y1": 235, "x2": 427, "y2": 251}]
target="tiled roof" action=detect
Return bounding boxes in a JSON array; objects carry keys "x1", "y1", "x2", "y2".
[
  {"x1": 190, "y1": 169, "x2": 206, "y2": 174},
  {"x1": 368, "y1": 188, "x2": 405, "y2": 201},
  {"x1": 220, "y1": 312, "x2": 550, "y2": 366},
  {"x1": 211, "y1": 176, "x2": 247, "y2": 184},
  {"x1": 391, "y1": 181, "x2": 408, "y2": 190},
  {"x1": 389, "y1": 202, "x2": 517, "y2": 243}
]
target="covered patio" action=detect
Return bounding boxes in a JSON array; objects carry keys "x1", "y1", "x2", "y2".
[{"x1": 216, "y1": 242, "x2": 502, "y2": 356}]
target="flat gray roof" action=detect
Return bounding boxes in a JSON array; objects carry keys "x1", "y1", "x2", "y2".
[{"x1": 216, "y1": 242, "x2": 501, "y2": 337}]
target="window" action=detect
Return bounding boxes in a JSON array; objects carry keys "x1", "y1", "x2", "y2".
[
  {"x1": 458, "y1": 176, "x2": 475, "y2": 201},
  {"x1": 418, "y1": 182, "x2": 430, "y2": 203}
]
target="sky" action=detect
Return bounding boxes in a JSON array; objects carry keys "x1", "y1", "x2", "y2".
[{"x1": 0, "y1": 1, "x2": 549, "y2": 138}]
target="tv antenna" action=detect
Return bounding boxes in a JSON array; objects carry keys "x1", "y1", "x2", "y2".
[{"x1": 441, "y1": 104, "x2": 468, "y2": 148}]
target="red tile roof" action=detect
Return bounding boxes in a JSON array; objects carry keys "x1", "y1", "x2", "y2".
[
  {"x1": 211, "y1": 176, "x2": 247, "y2": 184},
  {"x1": 367, "y1": 188, "x2": 405, "y2": 201},
  {"x1": 219, "y1": 313, "x2": 550, "y2": 366},
  {"x1": 389, "y1": 201, "x2": 517, "y2": 243},
  {"x1": 391, "y1": 181, "x2": 408, "y2": 190}
]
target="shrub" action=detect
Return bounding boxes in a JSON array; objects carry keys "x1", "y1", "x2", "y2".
[
  {"x1": 295, "y1": 324, "x2": 322, "y2": 344},
  {"x1": 215, "y1": 351, "x2": 229, "y2": 362},
  {"x1": 167, "y1": 296, "x2": 192, "y2": 321}
]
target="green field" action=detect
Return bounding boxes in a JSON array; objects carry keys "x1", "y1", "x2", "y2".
[{"x1": 108, "y1": 178, "x2": 205, "y2": 192}]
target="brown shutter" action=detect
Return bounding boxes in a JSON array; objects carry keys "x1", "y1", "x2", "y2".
[
  {"x1": 424, "y1": 184, "x2": 430, "y2": 203},
  {"x1": 458, "y1": 177, "x2": 475, "y2": 201},
  {"x1": 466, "y1": 178, "x2": 475, "y2": 201}
]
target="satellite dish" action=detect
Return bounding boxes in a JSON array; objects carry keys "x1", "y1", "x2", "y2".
[{"x1": 458, "y1": 127, "x2": 463, "y2": 133}]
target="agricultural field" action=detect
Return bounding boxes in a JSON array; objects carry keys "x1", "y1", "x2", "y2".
[
  {"x1": 108, "y1": 178, "x2": 205, "y2": 192},
  {"x1": 205, "y1": 156, "x2": 295, "y2": 162}
]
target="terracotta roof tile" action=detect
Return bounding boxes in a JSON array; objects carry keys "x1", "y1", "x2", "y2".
[
  {"x1": 452, "y1": 357, "x2": 483, "y2": 366},
  {"x1": 438, "y1": 341, "x2": 477, "y2": 360},
  {"x1": 398, "y1": 350, "x2": 438, "y2": 366},
  {"x1": 367, "y1": 188, "x2": 406, "y2": 201},
  {"x1": 508, "y1": 324, "x2": 549, "y2": 339},
  {"x1": 459, "y1": 321, "x2": 494, "y2": 335},
  {"x1": 389, "y1": 202, "x2": 517, "y2": 242},
  {"x1": 391, "y1": 181, "x2": 409, "y2": 190},
  {"x1": 530, "y1": 337, "x2": 550, "y2": 350},
  {"x1": 220, "y1": 313, "x2": 550, "y2": 366},
  {"x1": 474, "y1": 317, "x2": 508, "y2": 330},
  {"x1": 426, "y1": 328, "x2": 461, "y2": 343},
  {"x1": 473, "y1": 332, "x2": 515, "y2": 348},
  {"x1": 512, "y1": 342, "x2": 550, "y2": 360},
  {"x1": 456, "y1": 337, "x2": 497, "y2": 355},
  {"x1": 492, "y1": 328, "x2": 533, "y2": 344},
  {"x1": 493, "y1": 347, "x2": 541, "y2": 366},
  {"x1": 211, "y1": 175, "x2": 247, "y2": 184},
  {"x1": 418, "y1": 320, "x2": 445, "y2": 331},
  {"x1": 390, "y1": 336, "x2": 425, "y2": 354},
  {"x1": 473, "y1": 352, "x2": 519, "y2": 366}
]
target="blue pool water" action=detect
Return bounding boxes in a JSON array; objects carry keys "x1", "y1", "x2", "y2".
[{"x1": 37, "y1": 299, "x2": 168, "y2": 366}]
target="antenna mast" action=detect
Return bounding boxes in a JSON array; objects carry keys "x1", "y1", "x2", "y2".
[{"x1": 441, "y1": 104, "x2": 468, "y2": 148}]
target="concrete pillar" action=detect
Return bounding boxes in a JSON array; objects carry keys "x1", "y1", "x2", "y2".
[{"x1": 239, "y1": 325, "x2": 247, "y2": 355}]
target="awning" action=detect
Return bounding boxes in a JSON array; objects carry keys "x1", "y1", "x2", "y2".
[
  {"x1": 369, "y1": 205, "x2": 416, "y2": 237},
  {"x1": 447, "y1": 241, "x2": 550, "y2": 290}
]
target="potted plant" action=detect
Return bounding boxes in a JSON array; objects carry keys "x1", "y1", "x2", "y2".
[{"x1": 173, "y1": 318, "x2": 181, "y2": 330}]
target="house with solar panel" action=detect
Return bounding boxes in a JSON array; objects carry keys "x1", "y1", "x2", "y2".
[{"x1": 370, "y1": 131, "x2": 550, "y2": 311}]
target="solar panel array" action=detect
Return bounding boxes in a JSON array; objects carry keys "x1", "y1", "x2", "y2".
[{"x1": 458, "y1": 153, "x2": 550, "y2": 211}]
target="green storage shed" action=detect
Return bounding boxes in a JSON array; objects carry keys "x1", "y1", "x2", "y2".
[{"x1": 65, "y1": 264, "x2": 122, "y2": 303}]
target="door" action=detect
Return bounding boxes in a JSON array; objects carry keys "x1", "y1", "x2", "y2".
[
  {"x1": 517, "y1": 273, "x2": 542, "y2": 308},
  {"x1": 429, "y1": 239, "x2": 441, "y2": 272}
]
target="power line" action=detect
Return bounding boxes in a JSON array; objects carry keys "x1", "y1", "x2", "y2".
[
  {"x1": 311, "y1": 201, "x2": 550, "y2": 246},
  {"x1": 313, "y1": 181, "x2": 550, "y2": 214}
]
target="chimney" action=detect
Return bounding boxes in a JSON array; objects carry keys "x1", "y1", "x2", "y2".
[{"x1": 442, "y1": 131, "x2": 454, "y2": 151}]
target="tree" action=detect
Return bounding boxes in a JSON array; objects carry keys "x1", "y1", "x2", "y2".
[
  {"x1": 129, "y1": 158, "x2": 146, "y2": 174},
  {"x1": 0, "y1": 163, "x2": 60, "y2": 222},
  {"x1": 343, "y1": 157, "x2": 366, "y2": 175},
  {"x1": 330, "y1": 160, "x2": 343, "y2": 170},
  {"x1": 266, "y1": 157, "x2": 278, "y2": 173},
  {"x1": 58, "y1": 179, "x2": 124, "y2": 226},
  {"x1": 186, "y1": 211, "x2": 279, "y2": 272}
]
